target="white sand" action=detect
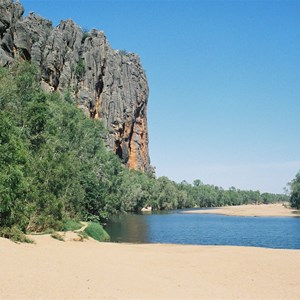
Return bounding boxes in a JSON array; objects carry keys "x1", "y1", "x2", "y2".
[
  {"x1": 1, "y1": 234, "x2": 300, "y2": 299},
  {"x1": 184, "y1": 203, "x2": 299, "y2": 217}
]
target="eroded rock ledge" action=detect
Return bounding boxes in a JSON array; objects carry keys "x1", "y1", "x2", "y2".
[{"x1": 0, "y1": 0, "x2": 151, "y2": 171}]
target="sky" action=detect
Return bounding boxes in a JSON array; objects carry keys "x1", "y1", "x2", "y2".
[{"x1": 20, "y1": 0, "x2": 300, "y2": 194}]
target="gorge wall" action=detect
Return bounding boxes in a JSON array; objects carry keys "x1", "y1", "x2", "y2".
[{"x1": 0, "y1": 0, "x2": 150, "y2": 171}]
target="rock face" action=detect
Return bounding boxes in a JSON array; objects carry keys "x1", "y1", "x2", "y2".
[{"x1": 0, "y1": 0, "x2": 150, "y2": 171}]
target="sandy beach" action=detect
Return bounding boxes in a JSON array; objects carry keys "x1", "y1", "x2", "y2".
[
  {"x1": 184, "y1": 203, "x2": 299, "y2": 217},
  {"x1": 1, "y1": 233, "x2": 300, "y2": 300},
  {"x1": 1, "y1": 204, "x2": 300, "y2": 299}
]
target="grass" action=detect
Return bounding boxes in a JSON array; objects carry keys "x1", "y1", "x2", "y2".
[
  {"x1": 0, "y1": 226, "x2": 34, "y2": 244},
  {"x1": 84, "y1": 222, "x2": 110, "y2": 242},
  {"x1": 63, "y1": 220, "x2": 83, "y2": 231}
]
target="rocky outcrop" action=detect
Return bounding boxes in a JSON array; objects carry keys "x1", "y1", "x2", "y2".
[{"x1": 0, "y1": 0, "x2": 150, "y2": 171}]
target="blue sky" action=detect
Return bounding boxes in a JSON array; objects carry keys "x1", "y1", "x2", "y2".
[{"x1": 21, "y1": 0, "x2": 300, "y2": 193}]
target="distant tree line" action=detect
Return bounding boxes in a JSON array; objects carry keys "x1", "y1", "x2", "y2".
[{"x1": 0, "y1": 62, "x2": 290, "y2": 237}]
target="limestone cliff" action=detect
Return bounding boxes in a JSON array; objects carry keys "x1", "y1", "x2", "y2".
[{"x1": 0, "y1": 0, "x2": 150, "y2": 171}]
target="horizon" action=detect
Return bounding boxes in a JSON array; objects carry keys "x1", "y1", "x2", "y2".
[{"x1": 20, "y1": 0, "x2": 300, "y2": 194}]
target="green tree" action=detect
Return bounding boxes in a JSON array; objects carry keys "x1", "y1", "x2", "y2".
[
  {"x1": 0, "y1": 112, "x2": 30, "y2": 230},
  {"x1": 290, "y1": 172, "x2": 300, "y2": 209},
  {"x1": 0, "y1": 61, "x2": 290, "y2": 239}
]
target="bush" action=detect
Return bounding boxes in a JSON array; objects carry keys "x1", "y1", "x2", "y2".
[
  {"x1": 75, "y1": 58, "x2": 85, "y2": 79},
  {"x1": 84, "y1": 222, "x2": 110, "y2": 242},
  {"x1": 290, "y1": 171, "x2": 300, "y2": 209},
  {"x1": 82, "y1": 33, "x2": 89, "y2": 43},
  {"x1": 63, "y1": 220, "x2": 83, "y2": 231},
  {"x1": 27, "y1": 214, "x2": 64, "y2": 233},
  {"x1": 0, "y1": 226, "x2": 34, "y2": 243}
]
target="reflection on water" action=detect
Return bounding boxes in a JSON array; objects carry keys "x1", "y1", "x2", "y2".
[
  {"x1": 106, "y1": 211, "x2": 171, "y2": 243},
  {"x1": 105, "y1": 210, "x2": 300, "y2": 249},
  {"x1": 106, "y1": 213, "x2": 149, "y2": 243}
]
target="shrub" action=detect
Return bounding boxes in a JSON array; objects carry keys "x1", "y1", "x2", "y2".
[
  {"x1": 84, "y1": 222, "x2": 110, "y2": 242},
  {"x1": 290, "y1": 172, "x2": 300, "y2": 209},
  {"x1": 27, "y1": 214, "x2": 64, "y2": 233},
  {"x1": 82, "y1": 33, "x2": 89, "y2": 43},
  {"x1": 75, "y1": 58, "x2": 85, "y2": 79},
  {"x1": 0, "y1": 226, "x2": 34, "y2": 243},
  {"x1": 63, "y1": 220, "x2": 83, "y2": 231}
]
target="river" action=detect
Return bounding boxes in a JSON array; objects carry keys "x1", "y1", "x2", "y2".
[{"x1": 105, "y1": 209, "x2": 300, "y2": 249}]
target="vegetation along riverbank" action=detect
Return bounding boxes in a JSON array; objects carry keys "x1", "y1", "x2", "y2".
[
  {"x1": 1, "y1": 62, "x2": 297, "y2": 243},
  {"x1": 1, "y1": 2, "x2": 300, "y2": 299}
]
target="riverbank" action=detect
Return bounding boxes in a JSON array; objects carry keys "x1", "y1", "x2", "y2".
[
  {"x1": 183, "y1": 203, "x2": 299, "y2": 217},
  {"x1": 1, "y1": 235, "x2": 300, "y2": 299}
]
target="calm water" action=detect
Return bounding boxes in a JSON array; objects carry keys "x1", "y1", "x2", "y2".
[{"x1": 106, "y1": 209, "x2": 300, "y2": 249}]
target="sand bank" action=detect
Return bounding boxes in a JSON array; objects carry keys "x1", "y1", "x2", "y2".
[
  {"x1": 184, "y1": 203, "x2": 299, "y2": 217},
  {"x1": 1, "y1": 235, "x2": 300, "y2": 299}
]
